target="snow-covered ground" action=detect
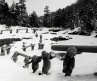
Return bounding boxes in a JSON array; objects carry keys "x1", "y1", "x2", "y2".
[{"x1": 0, "y1": 25, "x2": 97, "y2": 81}]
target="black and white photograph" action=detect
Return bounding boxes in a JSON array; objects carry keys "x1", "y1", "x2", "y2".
[{"x1": 0, "y1": 0, "x2": 97, "y2": 81}]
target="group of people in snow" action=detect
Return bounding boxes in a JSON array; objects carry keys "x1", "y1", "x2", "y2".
[
  {"x1": 12, "y1": 46, "x2": 76, "y2": 76},
  {"x1": 23, "y1": 46, "x2": 77, "y2": 76}
]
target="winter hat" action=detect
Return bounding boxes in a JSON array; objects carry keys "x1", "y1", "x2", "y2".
[
  {"x1": 41, "y1": 50, "x2": 46, "y2": 56},
  {"x1": 42, "y1": 50, "x2": 50, "y2": 58},
  {"x1": 32, "y1": 55, "x2": 38, "y2": 62},
  {"x1": 14, "y1": 51, "x2": 19, "y2": 55},
  {"x1": 66, "y1": 47, "x2": 77, "y2": 58}
]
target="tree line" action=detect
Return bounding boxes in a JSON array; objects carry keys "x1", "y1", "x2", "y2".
[
  {"x1": 0, "y1": 0, "x2": 39, "y2": 27},
  {"x1": 42, "y1": 0, "x2": 97, "y2": 33},
  {"x1": 0, "y1": 0, "x2": 97, "y2": 32}
]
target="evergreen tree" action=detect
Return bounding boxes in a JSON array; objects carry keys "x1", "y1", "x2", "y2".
[
  {"x1": 2, "y1": 2, "x2": 10, "y2": 26},
  {"x1": 10, "y1": 1, "x2": 19, "y2": 26},
  {"x1": 16, "y1": 0, "x2": 28, "y2": 27},
  {"x1": 0, "y1": 2, "x2": 4, "y2": 24},
  {"x1": 29, "y1": 11, "x2": 39, "y2": 27},
  {"x1": 54, "y1": 9, "x2": 62, "y2": 27},
  {"x1": 43, "y1": 6, "x2": 50, "y2": 27},
  {"x1": 38, "y1": 16, "x2": 44, "y2": 27}
]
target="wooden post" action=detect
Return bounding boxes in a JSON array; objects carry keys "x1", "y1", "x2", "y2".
[
  {"x1": 38, "y1": 43, "x2": 44, "y2": 49},
  {"x1": 31, "y1": 44, "x2": 35, "y2": 50},
  {"x1": 16, "y1": 29, "x2": 18, "y2": 33},
  {"x1": 10, "y1": 30, "x2": 12, "y2": 33},
  {"x1": 26, "y1": 29, "x2": 28, "y2": 33},
  {"x1": 1, "y1": 30, "x2": 2, "y2": 34}
]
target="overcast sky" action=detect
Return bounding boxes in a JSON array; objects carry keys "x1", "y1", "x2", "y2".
[{"x1": 6, "y1": 0, "x2": 77, "y2": 16}]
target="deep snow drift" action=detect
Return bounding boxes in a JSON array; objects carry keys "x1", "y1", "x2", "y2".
[{"x1": 0, "y1": 25, "x2": 97, "y2": 81}]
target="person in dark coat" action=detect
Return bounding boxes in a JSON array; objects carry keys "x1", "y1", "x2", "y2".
[
  {"x1": 25, "y1": 55, "x2": 42, "y2": 73},
  {"x1": 40, "y1": 51, "x2": 55, "y2": 75},
  {"x1": 62, "y1": 47, "x2": 77, "y2": 76}
]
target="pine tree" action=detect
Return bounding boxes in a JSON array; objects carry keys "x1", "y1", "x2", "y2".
[
  {"x1": 43, "y1": 6, "x2": 50, "y2": 27},
  {"x1": 0, "y1": 2, "x2": 4, "y2": 24},
  {"x1": 1, "y1": 2, "x2": 10, "y2": 26},
  {"x1": 16, "y1": 0, "x2": 28, "y2": 27},
  {"x1": 10, "y1": 1, "x2": 19, "y2": 26},
  {"x1": 54, "y1": 9, "x2": 62, "y2": 27},
  {"x1": 29, "y1": 11, "x2": 39, "y2": 27}
]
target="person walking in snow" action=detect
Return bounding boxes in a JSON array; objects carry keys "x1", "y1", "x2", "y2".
[
  {"x1": 62, "y1": 47, "x2": 77, "y2": 76},
  {"x1": 40, "y1": 51, "x2": 55, "y2": 75},
  {"x1": 25, "y1": 55, "x2": 42, "y2": 73}
]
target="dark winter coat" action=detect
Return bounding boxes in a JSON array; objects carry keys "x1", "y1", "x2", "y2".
[
  {"x1": 63, "y1": 55, "x2": 75, "y2": 76},
  {"x1": 42, "y1": 57, "x2": 51, "y2": 74},
  {"x1": 26, "y1": 56, "x2": 42, "y2": 73},
  {"x1": 42, "y1": 52, "x2": 55, "y2": 75}
]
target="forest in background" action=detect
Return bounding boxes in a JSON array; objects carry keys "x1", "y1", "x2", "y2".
[{"x1": 0, "y1": 0, "x2": 97, "y2": 33}]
